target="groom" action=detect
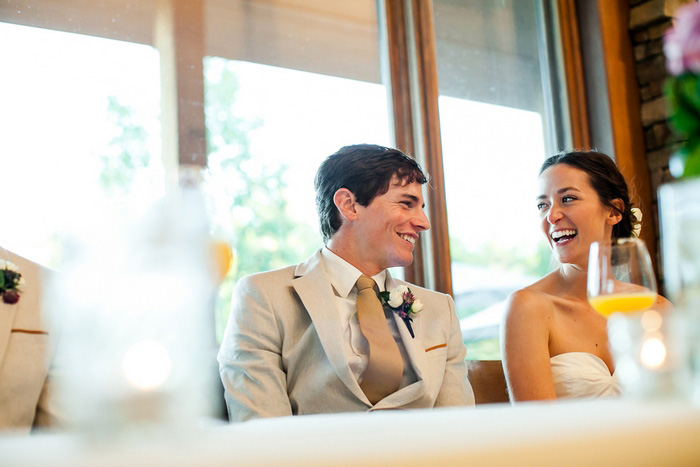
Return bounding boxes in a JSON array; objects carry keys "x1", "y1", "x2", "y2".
[{"x1": 218, "y1": 144, "x2": 474, "y2": 422}]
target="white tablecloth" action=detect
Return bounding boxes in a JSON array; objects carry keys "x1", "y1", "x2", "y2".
[{"x1": 2, "y1": 399, "x2": 700, "y2": 466}]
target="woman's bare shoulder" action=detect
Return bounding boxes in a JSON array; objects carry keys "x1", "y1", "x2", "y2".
[
  {"x1": 504, "y1": 280, "x2": 558, "y2": 322},
  {"x1": 655, "y1": 294, "x2": 674, "y2": 313}
]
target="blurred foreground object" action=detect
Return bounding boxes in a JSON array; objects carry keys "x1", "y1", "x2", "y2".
[
  {"x1": 660, "y1": 179, "x2": 700, "y2": 404},
  {"x1": 588, "y1": 238, "x2": 685, "y2": 399},
  {"x1": 45, "y1": 170, "x2": 218, "y2": 438},
  {"x1": 664, "y1": 2, "x2": 700, "y2": 178},
  {"x1": 660, "y1": 3, "x2": 700, "y2": 404},
  {"x1": 0, "y1": 249, "x2": 58, "y2": 433}
]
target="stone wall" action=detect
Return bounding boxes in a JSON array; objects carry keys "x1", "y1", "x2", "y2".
[{"x1": 628, "y1": 0, "x2": 695, "y2": 289}]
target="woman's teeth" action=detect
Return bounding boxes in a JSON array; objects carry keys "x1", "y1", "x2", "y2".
[{"x1": 551, "y1": 230, "x2": 577, "y2": 242}]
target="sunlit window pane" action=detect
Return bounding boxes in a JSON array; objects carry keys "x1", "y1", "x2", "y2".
[
  {"x1": 0, "y1": 22, "x2": 162, "y2": 266},
  {"x1": 434, "y1": 0, "x2": 555, "y2": 359},
  {"x1": 202, "y1": 1, "x2": 392, "y2": 339}
]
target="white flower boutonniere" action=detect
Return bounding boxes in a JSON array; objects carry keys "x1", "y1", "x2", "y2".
[
  {"x1": 379, "y1": 285, "x2": 422, "y2": 338},
  {"x1": 631, "y1": 207, "x2": 643, "y2": 237},
  {"x1": 0, "y1": 260, "x2": 23, "y2": 305}
]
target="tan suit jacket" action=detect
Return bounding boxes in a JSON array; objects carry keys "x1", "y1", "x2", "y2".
[
  {"x1": 0, "y1": 249, "x2": 56, "y2": 433},
  {"x1": 218, "y1": 249, "x2": 474, "y2": 422}
]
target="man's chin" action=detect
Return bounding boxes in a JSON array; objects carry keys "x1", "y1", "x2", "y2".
[{"x1": 390, "y1": 255, "x2": 414, "y2": 270}]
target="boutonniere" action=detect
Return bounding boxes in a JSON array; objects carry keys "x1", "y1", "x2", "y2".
[
  {"x1": 0, "y1": 260, "x2": 23, "y2": 305},
  {"x1": 379, "y1": 285, "x2": 423, "y2": 338}
]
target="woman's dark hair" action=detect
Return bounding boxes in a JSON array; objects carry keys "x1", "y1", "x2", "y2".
[
  {"x1": 315, "y1": 144, "x2": 428, "y2": 243},
  {"x1": 539, "y1": 150, "x2": 636, "y2": 239}
]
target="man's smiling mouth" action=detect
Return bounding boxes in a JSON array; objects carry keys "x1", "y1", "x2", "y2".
[{"x1": 399, "y1": 233, "x2": 416, "y2": 245}]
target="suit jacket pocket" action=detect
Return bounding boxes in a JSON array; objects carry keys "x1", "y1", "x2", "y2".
[{"x1": 424, "y1": 343, "x2": 447, "y2": 358}]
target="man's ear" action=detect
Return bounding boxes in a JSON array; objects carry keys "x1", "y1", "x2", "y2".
[
  {"x1": 334, "y1": 188, "x2": 360, "y2": 221},
  {"x1": 607, "y1": 199, "x2": 624, "y2": 226}
]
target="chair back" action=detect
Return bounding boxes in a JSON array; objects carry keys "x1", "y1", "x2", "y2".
[{"x1": 467, "y1": 360, "x2": 509, "y2": 404}]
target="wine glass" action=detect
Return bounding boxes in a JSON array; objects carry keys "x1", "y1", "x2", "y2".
[
  {"x1": 198, "y1": 165, "x2": 235, "y2": 283},
  {"x1": 587, "y1": 237, "x2": 657, "y2": 317},
  {"x1": 587, "y1": 237, "x2": 681, "y2": 398}
]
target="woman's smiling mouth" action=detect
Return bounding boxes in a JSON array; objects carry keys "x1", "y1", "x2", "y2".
[{"x1": 551, "y1": 229, "x2": 577, "y2": 244}]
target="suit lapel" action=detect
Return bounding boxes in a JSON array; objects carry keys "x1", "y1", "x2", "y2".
[
  {"x1": 394, "y1": 308, "x2": 428, "y2": 380},
  {"x1": 379, "y1": 274, "x2": 429, "y2": 406},
  {"x1": 292, "y1": 251, "x2": 368, "y2": 404}
]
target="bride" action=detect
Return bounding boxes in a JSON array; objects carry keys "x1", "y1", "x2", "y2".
[{"x1": 500, "y1": 150, "x2": 672, "y2": 401}]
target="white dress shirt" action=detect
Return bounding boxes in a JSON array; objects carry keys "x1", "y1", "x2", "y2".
[{"x1": 320, "y1": 247, "x2": 417, "y2": 390}]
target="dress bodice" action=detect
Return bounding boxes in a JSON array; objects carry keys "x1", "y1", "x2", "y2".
[{"x1": 550, "y1": 352, "x2": 621, "y2": 399}]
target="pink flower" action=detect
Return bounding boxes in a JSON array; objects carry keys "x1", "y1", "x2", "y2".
[{"x1": 665, "y1": 3, "x2": 700, "y2": 75}]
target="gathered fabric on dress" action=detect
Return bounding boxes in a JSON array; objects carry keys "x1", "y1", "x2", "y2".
[{"x1": 550, "y1": 352, "x2": 621, "y2": 399}]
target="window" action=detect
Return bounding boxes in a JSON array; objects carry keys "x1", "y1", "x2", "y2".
[
  {"x1": 0, "y1": 21, "x2": 162, "y2": 266},
  {"x1": 434, "y1": 0, "x2": 560, "y2": 358},
  {"x1": 1, "y1": 0, "x2": 572, "y2": 356},
  {"x1": 200, "y1": 1, "x2": 392, "y2": 336}
]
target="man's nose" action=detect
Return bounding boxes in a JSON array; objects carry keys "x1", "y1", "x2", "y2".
[{"x1": 415, "y1": 209, "x2": 431, "y2": 231}]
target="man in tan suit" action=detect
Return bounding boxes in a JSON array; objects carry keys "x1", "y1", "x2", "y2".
[
  {"x1": 218, "y1": 144, "x2": 474, "y2": 422},
  {"x1": 0, "y1": 248, "x2": 57, "y2": 433}
]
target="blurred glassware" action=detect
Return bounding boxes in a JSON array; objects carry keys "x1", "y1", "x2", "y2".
[
  {"x1": 201, "y1": 163, "x2": 236, "y2": 283},
  {"x1": 210, "y1": 239, "x2": 233, "y2": 282},
  {"x1": 587, "y1": 237, "x2": 657, "y2": 317},
  {"x1": 45, "y1": 168, "x2": 218, "y2": 439},
  {"x1": 659, "y1": 178, "x2": 700, "y2": 404},
  {"x1": 588, "y1": 237, "x2": 685, "y2": 398}
]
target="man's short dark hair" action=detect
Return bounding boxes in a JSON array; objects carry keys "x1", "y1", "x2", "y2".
[{"x1": 314, "y1": 144, "x2": 428, "y2": 243}]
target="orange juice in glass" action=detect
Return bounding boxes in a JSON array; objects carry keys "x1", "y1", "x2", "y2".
[
  {"x1": 588, "y1": 292, "x2": 657, "y2": 317},
  {"x1": 587, "y1": 237, "x2": 658, "y2": 317},
  {"x1": 211, "y1": 239, "x2": 233, "y2": 282}
]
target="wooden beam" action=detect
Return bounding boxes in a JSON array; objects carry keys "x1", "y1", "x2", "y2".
[
  {"x1": 410, "y1": 0, "x2": 453, "y2": 296},
  {"x1": 382, "y1": 0, "x2": 425, "y2": 287},
  {"x1": 596, "y1": 0, "x2": 656, "y2": 269},
  {"x1": 382, "y1": 0, "x2": 452, "y2": 294},
  {"x1": 155, "y1": 0, "x2": 207, "y2": 188},
  {"x1": 557, "y1": 0, "x2": 591, "y2": 149}
]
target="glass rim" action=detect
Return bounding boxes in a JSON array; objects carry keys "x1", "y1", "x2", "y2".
[{"x1": 590, "y1": 237, "x2": 647, "y2": 248}]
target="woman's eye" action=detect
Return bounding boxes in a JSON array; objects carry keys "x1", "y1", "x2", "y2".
[
  {"x1": 562, "y1": 196, "x2": 576, "y2": 203},
  {"x1": 536, "y1": 203, "x2": 547, "y2": 210}
]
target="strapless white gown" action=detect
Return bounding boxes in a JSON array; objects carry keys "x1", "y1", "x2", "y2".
[{"x1": 550, "y1": 352, "x2": 621, "y2": 399}]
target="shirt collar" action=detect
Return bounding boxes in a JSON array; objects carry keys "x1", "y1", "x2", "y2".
[{"x1": 321, "y1": 246, "x2": 387, "y2": 298}]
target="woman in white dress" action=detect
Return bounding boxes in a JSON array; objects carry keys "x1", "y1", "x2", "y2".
[{"x1": 501, "y1": 151, "x2": 672, "y2": 401}]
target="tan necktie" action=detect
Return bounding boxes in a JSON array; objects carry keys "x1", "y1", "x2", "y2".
[{"x1": 356, "y1": 275, "x2": 403, "y2": 404}]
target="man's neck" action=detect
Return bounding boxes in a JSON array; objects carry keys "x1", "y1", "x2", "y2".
[{"x1": 326, "y1": 237, "x2": 382, "y2": 277}]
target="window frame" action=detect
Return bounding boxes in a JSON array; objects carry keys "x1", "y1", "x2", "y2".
[{"x1": 2, "y1": 0, "x2": 647, "y2": 293}]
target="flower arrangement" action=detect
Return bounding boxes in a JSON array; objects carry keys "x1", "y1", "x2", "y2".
[
  {"x1": 663, "y1": 2, "x2": 700, "y2": 178},
  {"x1": 0, "y1": 260, "x2": 23, "y2": 305},
  {"x1": 379, "y1": 285, "x2": 423, "y2": 338}
]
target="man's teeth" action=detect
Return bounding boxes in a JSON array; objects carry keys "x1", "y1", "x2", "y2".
[
  {"x1": 399, "y1": 234, "x2": 416, "y2": 245},
  {"x1": 551, "y1": 229, "x2": 577, "y2": 241}
]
